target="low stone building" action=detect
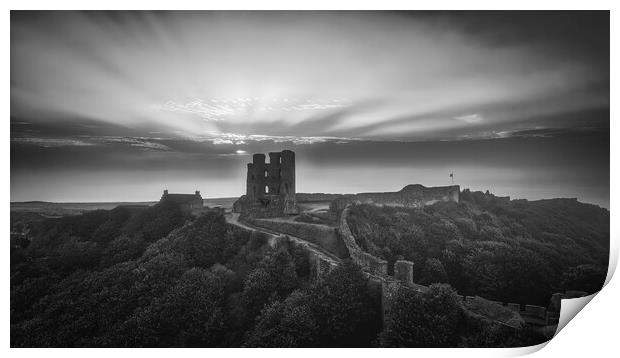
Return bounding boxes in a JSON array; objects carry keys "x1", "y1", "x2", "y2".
[{"x1": 159, "y1": 190, "x2": 204, "y2": 210}]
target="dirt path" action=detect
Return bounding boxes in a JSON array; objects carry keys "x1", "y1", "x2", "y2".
[{"x1": 225, "y1": 213, "x2": 341, "y2": 264}]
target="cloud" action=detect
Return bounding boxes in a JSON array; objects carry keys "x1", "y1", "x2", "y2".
[
  {"x1": 192, "y1": 132, "x2": 358, "y2": 145},
  {"x1": 11, "y1": 135, "x2": 172, "y2": 151},
  {"x1": 455, "y1": 114, "x2": 484, "y2": 124},
  {"x1": 128, "y1": 141, "x2": 171, "y2": 151},
  {"x1": 11, "y1": 137, "x2": 96, "y2": 148},
  {"x1": 88, "y1": 136, "x2": 172, "y2": 151},
  {"x1": 10, "y1": 11, "x2": 608, "y2": 143},
  {"x1": 157, "y1": 99, "x2": 235, "y2": 121},
  {"x1": 156, "y1": 97, "x2": 352, "y2": 122}
]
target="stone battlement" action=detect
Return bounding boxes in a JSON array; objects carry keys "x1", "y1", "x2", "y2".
[{"x1": 338, "y1": 204, "x2": 389, "y2": 276}]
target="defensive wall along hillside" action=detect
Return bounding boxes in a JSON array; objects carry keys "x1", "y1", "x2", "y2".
[
  {"x1": 338, "y1": 203, "x2": 564, "y2": 329},
  {"x1": 337, "y1": 203, "x2": 527, "y2": 330}
]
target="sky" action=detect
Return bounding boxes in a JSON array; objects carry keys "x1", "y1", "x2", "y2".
[{"x1": 10, "y1": 11, "x2": 610, "y2": 207}]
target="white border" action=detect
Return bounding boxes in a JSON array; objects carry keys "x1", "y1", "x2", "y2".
[{"x1": 4, "y1": 2, "x2": 617, "y2": 357}]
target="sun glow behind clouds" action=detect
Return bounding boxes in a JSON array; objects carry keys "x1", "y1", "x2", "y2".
[
  {"x1": 11, "y1": 11, "x2": 608, "y2": 142},
  {"x1": 455, "y1": 114, "x2": 484, "y2": 124},
  {"x1": 155, "y1": 97, "x2": 352, "y2": 122}
]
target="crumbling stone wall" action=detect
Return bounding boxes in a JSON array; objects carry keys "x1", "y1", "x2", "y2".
[
  {"x1": 502, "y1": 290, "x2": 588, "y2": 326},
  {"x1": 462, "y1": 290, "x2": 588, "y2": 327},
  {"x1": 331, "y1": 184, "x2": 460, "y2": 212},
  {"x1": 308, "y1": 251, "x2": 339, "y2": 281},
  {"x1": 338, "y1": 205, "x2": 388, "y2": 275},
  {"x1": 234, "y1": 195, "x2": 289, "y2": 218},
  {"x1": 296, "y1": 193, "x2": 343, "y2": 202}
]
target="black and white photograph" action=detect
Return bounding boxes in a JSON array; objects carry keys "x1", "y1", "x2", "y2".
[{"x1": 9, "y1": 8, "x2": 611, "y2": 349}]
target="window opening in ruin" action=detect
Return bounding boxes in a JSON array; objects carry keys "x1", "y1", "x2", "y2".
[
  {"x1": 265, "y1": 185, "x2": 269, "y2": 194},
  {"x1": 264, "y1": 170, "x2": 268, "y2": 178}
]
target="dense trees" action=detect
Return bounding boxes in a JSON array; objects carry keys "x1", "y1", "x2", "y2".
[
  {"x1": 421, "y1": 258, "x2": 448, "y2": 285},
  {"x1": 304, "y1": 260, "x2": 382, "y2": 347},
  {"x1": 347, "y1": 190, "x2": 609, "y2": 305},
  {"x1": 11, "y1": 205, "x2": 382, "y2": 347},
  {"x1": 244, "y1": 290, "x2": 318, "y2": 347},
  {"x1": 380, "y1": 284, "x2": 463, "y2": 347},
  {"x1": 379, "y1": 283, "x2": 548, "y2": 348},
  {"x1": 560, "y1": 264, "x2": 607, "y2": 293},
  {"x1": 11, "y1": 205, "x2": 254, "y2": 347},
  {"x1": 119, "y1": 266, "x2": 234, "y2": 347},
  {"x1": 244, "y1": 260, "x2": 382, "y2": 347},
  {"x1": 241, "y1": 249, "x2": 300, "y2": 320}
]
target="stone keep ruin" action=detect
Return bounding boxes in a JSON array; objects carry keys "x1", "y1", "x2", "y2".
[{"x1": 233, "y1": 150, "x2": 299, "y2": 217}]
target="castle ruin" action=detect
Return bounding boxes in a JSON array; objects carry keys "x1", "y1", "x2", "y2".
[
  {"x1": 330, "y1": 184, "x2": 460, "y2": 212},
  {"x1": 233, "y1": 150, "x2": 299, "y2": 217}
]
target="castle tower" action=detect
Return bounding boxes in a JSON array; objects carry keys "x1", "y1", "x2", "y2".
[
  {"x1": 238, "y1": 149, "x2": 298, "y2": 216},
  {"x1": 267, "y1": 151, "x2": 282, "y2": 195},
  {"x1": 280, "y1": 150, "x2": 296, "y2": 205},
  {"x1": 246, "y1": 153, "x2": 266, "y2": 200}
]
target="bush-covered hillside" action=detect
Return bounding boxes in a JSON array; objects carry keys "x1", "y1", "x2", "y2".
[
  {"x1": 10, "y1": 205, "x2": 383, "y2": 347},
  {"x1": 11, "y1": 198, "x2": 557, "y2": 347},
  {"x1": 346, "y1": 190, "x2": 609, "y2": 305}
]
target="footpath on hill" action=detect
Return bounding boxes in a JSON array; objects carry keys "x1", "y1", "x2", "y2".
[{"x1": 224, "y1": 212, "x2": 341, "y2": 264}]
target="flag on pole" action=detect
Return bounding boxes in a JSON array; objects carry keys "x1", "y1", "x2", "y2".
[{"x1": 450, "y1": 172, "x2": 454, "y2": 184}]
